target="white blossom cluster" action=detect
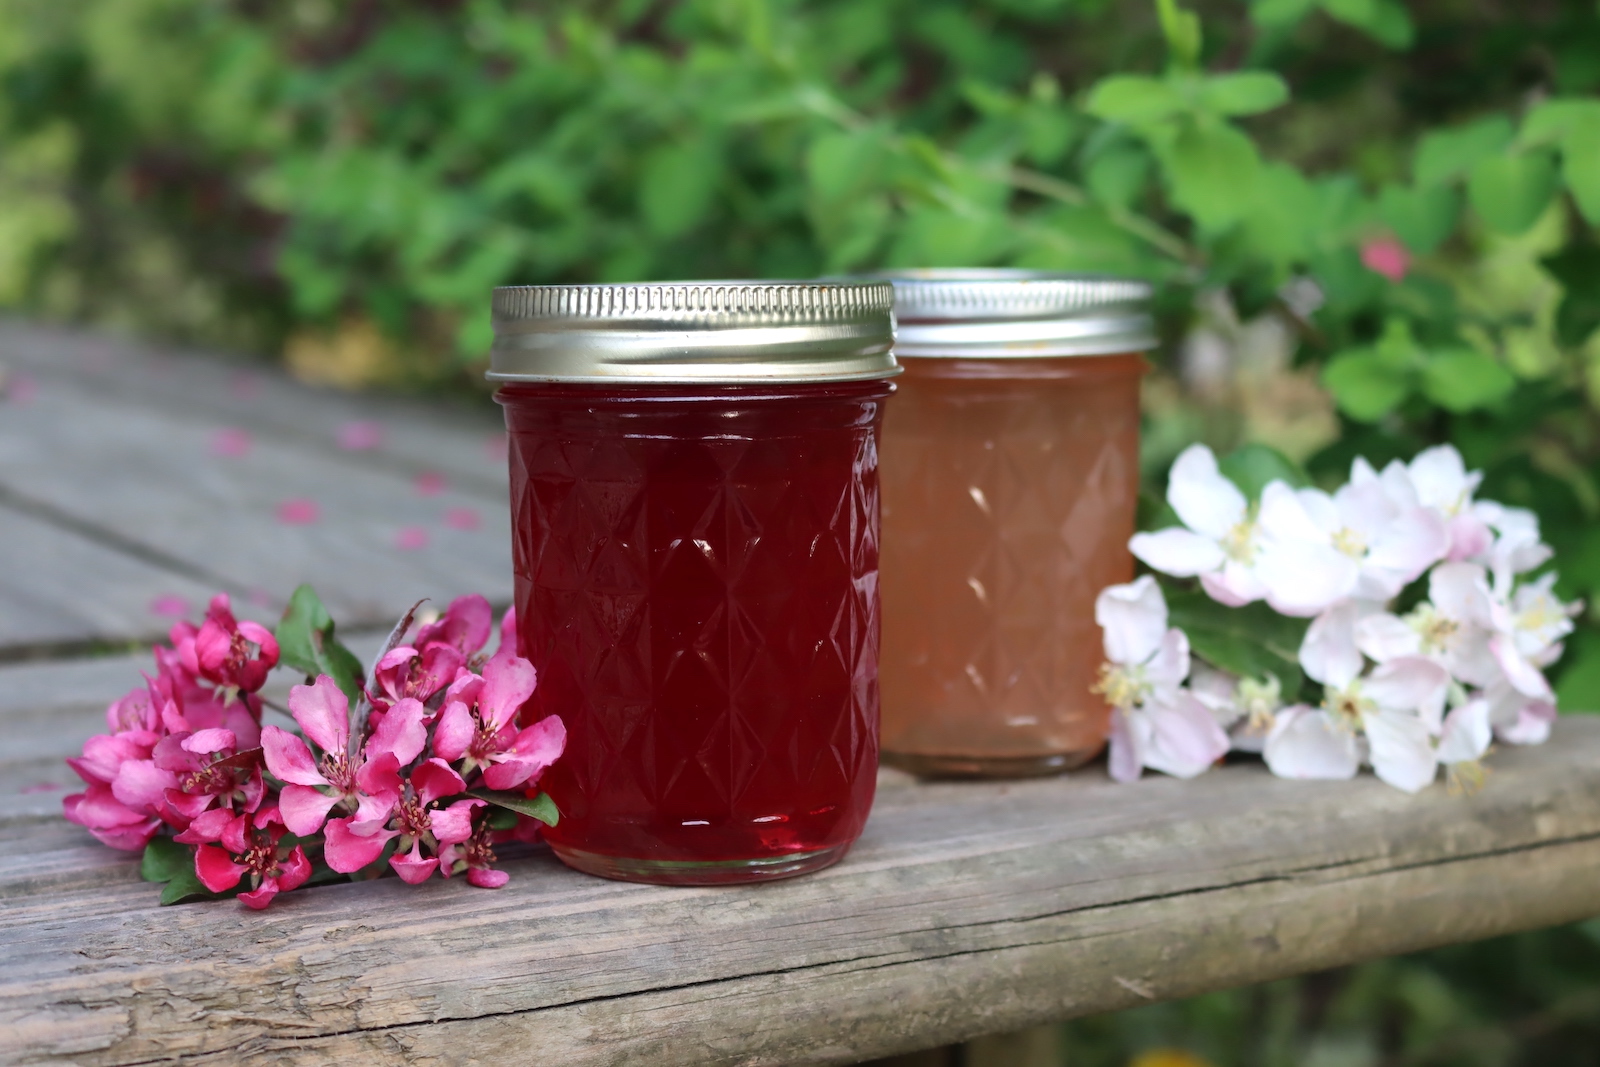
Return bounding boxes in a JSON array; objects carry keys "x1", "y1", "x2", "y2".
[{"x1": 1096, "y1": 444, "x2": 1581, "y2": 792}]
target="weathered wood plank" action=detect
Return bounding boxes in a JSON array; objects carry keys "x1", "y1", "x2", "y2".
[
  {"x1": 0, "y1": 372, "x2": 511, "y2": 640},
  {"x1": 0, "y1": 319, "x2": 508, "y2": 500},
  {"x1": 3, "y1": 714, "x2": 1599, "y2": 1067},
  {"x1": 0, "y1": 504, "x2": 225, "y2": 654}
]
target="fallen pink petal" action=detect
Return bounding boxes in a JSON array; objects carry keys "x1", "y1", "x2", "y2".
[
  {"x1": 415, "y1": 471, "x2": 448, "y2": 496},
  {"x1": 443, "y1": 507, "x2": 481, "y2": 531},
  {"x1": 336, "y1": 420, "x2": 384, "y2": 450},
  {"x1": 209, "y1": 427, "x2": 252, "y2": 457},
  {"x1": 396, "y1": 526, "x2": 430, "y2": 550},
  {"x1": 276, "y1": 498, "x2": 320, "y2": 525},
  {"x1": 149, "y1": 595, "x2": 191, "y2": 618}
]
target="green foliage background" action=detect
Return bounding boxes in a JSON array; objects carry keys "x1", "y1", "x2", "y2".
[{"x1": 4, "y1": 0, "x2": 1600, "y2": 1061}]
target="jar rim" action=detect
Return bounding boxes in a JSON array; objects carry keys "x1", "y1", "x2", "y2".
[
  {"x1": 488, "y1": 280, "x2": 900, "y2": 383},
  {"x1": 866, "y1": 269, "x2": 1156, "y2": 359}
]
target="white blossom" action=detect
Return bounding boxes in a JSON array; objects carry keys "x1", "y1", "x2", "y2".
[{"x1": 1129, "y1": 445, "x2": 1267, "y2": 606}]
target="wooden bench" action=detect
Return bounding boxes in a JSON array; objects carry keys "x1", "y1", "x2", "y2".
[{"x1": 4, "y1": 320, "x2": 1599, "y2": 1066}]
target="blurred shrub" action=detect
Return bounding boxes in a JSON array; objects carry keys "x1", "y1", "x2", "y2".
[{"x1": 4, "y1": 0, "x2": 1600, "y2": 701}]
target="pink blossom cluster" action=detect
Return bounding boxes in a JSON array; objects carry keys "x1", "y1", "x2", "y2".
[
  {"x1": 1102, "y1": 443, "x2": 1579, "y2": 793},
  {"x1": 63, "y1": 593, "x2": 564, "y2": 907}
]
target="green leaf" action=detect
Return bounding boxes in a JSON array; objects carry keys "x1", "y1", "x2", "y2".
[
  {"x1": 312, "y1": 629, "x2": 366, "y2": 709},
  {"x1": 276, "y1": 584, "x2": 335, "y2": 678},
  {"x1": 638, "y1": 139, "x2": 720, "y2": 240},
  {"x1": 1564, "y1": 120, "x2": 1600, "y2": 225},
  {"x1": 276, "y1": 583, "x2": 364, "y2": 706},
  {"x1": 1155, "y1": 0, "x2": 1203, "y2": 69},
  {"x1": 141, "y1": 836, "x2": 191, "y2": 883},
  {"x1": 1084, "y1": 75, "x2": 1186, "y2": 126},
  {"x1": 1322, "y1": 348, "x2": 1413, "y2": 421},
  {"x1": 1556, "y1": 632, "x2": 1600, "y2": 712},
  {"x1": 1321, "y1": 0, "x2": 1414, "y2": 49},
  {"x1": 1249, "y1": 0, "x2": 1317, "y2": 29},
  {"x1": 1238, "y1": 162, "x2": 1318, "y2": 265},
  {"x1": 1199, "y1": 72, "x2": 1289, "y2": 117},
  {"x1": 1419, "y1": 348, "x2": 1516, "y2": 412},
  {"x1": 805, "y1": 128, "x2": 887, "y2": 206},
  {"x1": 1468, "y1": 149, "x2": 1559, "y2": 235},
  {"x1": 1377, "y1": 183, "x2": 1461, "y2": 254},
  {"x1": 1519, "y1": 98, "x2": 1600, "y2": 149},
  {"x1": 1158, "y1": 120, "x2": 1261, "y2": 231},
  {"x1": 1085, "y1": 142, "x2": 1152, "y2": 209},
  {"x1": 1414, "y1": 116, "x2": 1515, "y2": 186},
  {"x1": 1542, "y1": 244, "x2": 1600, "y2": 348},
  {"x1": 1218, "y1": 443, "x2": 1310, "y2": 499},
  {"x1": 1165, "y1": 588, "x2": 1307, "y2": 697},
  {"x1": 469, "y1": 789, "x2": 560, "y2": 826},
  {"x1": 158, "y1": 861, "x2": 228, "y2": 906}
]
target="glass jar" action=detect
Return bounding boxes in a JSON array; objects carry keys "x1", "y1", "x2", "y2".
[
  {"x1": 489, "y1": 282, "x2": 898, "y2": 884},
  {"x1": 874, "y1": 270, "x2": 1153, "y2": 778}
]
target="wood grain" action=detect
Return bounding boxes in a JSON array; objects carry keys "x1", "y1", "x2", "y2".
[
  {"x1": 4, "y1": 703, "x2": 1599, "y2": 1067},
  {"x1": 0, "y1": 371, "x2": 511, "y2": 634}
]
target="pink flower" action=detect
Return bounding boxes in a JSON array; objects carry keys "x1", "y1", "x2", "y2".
[
  {"x1": 439, "y1": 817, "x2": 510, "y2": 888},
  {"x1": 192, "y1": 807, "x2": 312, "y2": 909},
  {"x1": 386, "y1": 758, "x2": 484, "y2": 884},
  {"x1": 63, "y1": 724, "x2": 166, "y2": 850},
  {"x1": 193, "y1": 594, "x2": 279, "y2": 695},
  {"x1": 433, "y1": 656, "x2": 565, "y2": 790},
  {"x1": 260, "y1": 677, "x2": 425, "y2": 871},
  {"x1": 155, "y1": 728, "x2": 265, "y2": 827},
  {"x1": 1361, "y1": 236, "x2": 1411, "y2": 282},
  {"x1": 414, "y1": 594, "x2": 494, "y2": 658},
  {"x1": 370, "y1": 644, "x2": 464, "y2": 713}
]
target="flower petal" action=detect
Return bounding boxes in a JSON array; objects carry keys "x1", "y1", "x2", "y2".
[
  {"x1": 412, "y1": 758, "x2": 468, "y2": 806},
  {"x1": 1490, "y1": 634, "x2": 1553, "y2": 699},
  {"x1": 391, "y1": 842, "x2": 442, "y2": 884},
  {"x1": 287, "y1": 675, "x2": 350, "y2": 754},
  {"x1": 1264, "y1": 707, "x2": 1360, "y2": 781},
  {"x1": 429, "y1": 798, "x2": 484, "y2": 845},
  {"x1": 278, "y1": 784, "x2": 341, "y2": 837},
  {"x1": 1129, "y1": 528, "x2": 1226, "y2": 578},
  {"x1": 1166, "y1": 444, "x2": 1247, "y2": 540},
  {"x1": 182, "y1": 728, "x2": 237, "y2": 756},
  {"x1": 260, "y1": 725, "x2": 328, "y2": 787},
  {"x1": 278, "y1": 846, "x2": 312, "y2": 893},
  {"x1": 467, "y1": 866, "x2": 510, "y2": 889},
  {"x1": 1365, "y1": 656, "x2": 1450, "y2": 732},
  {"x1": 1362, "y1": 708, "x2": 1438, "y2": 793},
  {"x1": 1436, "y1": 700, "x2": 1492, "y2": 765},
  {"x1": 1300, "y1": 601, "x2": 1364, "y2": 689},
  {"x1": 1200, "y1": 560, "x2": 1267, "y2": 607},
  {"x1": 1107, "y1": 709, "x2": 1145, "y2": 783},
  {"x1": 194, "y1": 844, "x2": 246, "y2": 893},
  {"x1": 1353, "y1": 612, "x2": 1418, "y2": 663},
  {"x1": 1141, "y1": 691, "x2": 1229, "y2": 779},
  {"x1": 237, "y1": 882, "x2": 279, "y2": 909},
  {"x1": 432, "y1": 702, "x2": 475, "y2": 763},
  {"x1": 1095, "y1": 575, "x2": 1167, "y2": 666},
  {"x1": 322, "y1": 817, "x2": 398, "y2": 873},
  {"x1": 479, "y1": 656, "x2": 539, "y2": 734},
  {"x1": 1496, "y1": 699, "x2": 1556, "y2": 745},
  {"x1": 370, "y1": 698, "x2": 429, "y2": 766},
  {"x1": 110, "y1": 759, "x2": 178, "y2": 811}
]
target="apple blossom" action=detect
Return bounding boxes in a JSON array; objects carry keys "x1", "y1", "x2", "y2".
[
  {"x1": 1093, "y1": 576, "x2": 1230, "y2": 782},
  {"x1": 1129, "y1": 444, "x2": 1267, "y2": 606}
]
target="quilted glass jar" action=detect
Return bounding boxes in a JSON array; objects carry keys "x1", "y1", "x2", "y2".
[
  {"x1": 489, "y1": 282, "x2": 898, "y2": 884},
  {"x1": 875, "y1": 270, "x2": 1153, "y2": 778}
]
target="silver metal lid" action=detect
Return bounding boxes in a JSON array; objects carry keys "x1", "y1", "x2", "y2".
[
  {"x1": 488, "y1": 281, "x2": 899, "y2": 383},
  {"x1": 876, "y1": 269, "x2": 1156, "y2": 358}
]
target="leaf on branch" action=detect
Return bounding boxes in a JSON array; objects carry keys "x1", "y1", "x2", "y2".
[
  {"x1": 1158, "y1": 120, "x2": 1261, "y2": 231},
  {"x1": 1415, "y1": 116, "x2": 1514, "y2": 187},
  {"x1": 469, "y1": 789, "x2": 560, "y2": 827},
  {"x1": 1322, "y1": 348, "x2": 1413, "y2": 421},
  {"x1": 140, "y1": 837, "x2": 191, "y2": 883},
  {"x1": 1199, "y1": 72, "x2": 1289, "y2": 117},
  {"x1": 1377, "y1": 183, "x2": 1460, "y2": 254},
  {"x1": 1419, "y1": 349, "x2": 1516, "y2": 412},
  {"x1": 1468, "y1": 150, "x2": 1559, "y2": 235},
  {"x1": 1165, "y1": 587, "x2": 1307, "y2": 697},
  {"x1": 277, "y1": 584, "x2": 366, "y2": 707},
  {"x1": 1218, "y1": 443, "x2": 1309, "y2": 499},
  {"x1": 1084, "y1": 76, "x2": 1186, "y2": 126}
]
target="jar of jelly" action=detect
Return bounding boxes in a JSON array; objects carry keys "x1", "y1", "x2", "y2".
[
  {"x1": 874, "y1": 270, "x2": 1154, "y2": 778},
  {"x1": 489, "y1": 282, "x2": 898, "y2": 884}
]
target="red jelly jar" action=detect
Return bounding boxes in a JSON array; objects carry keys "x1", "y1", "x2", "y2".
[{"x1": 489, "y1": 282, "x2": 899, "y2": 885}]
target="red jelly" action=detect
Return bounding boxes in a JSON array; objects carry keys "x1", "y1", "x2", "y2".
[{"x1": 489, "y1": 283, "x2": 898, "y2": 885}]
